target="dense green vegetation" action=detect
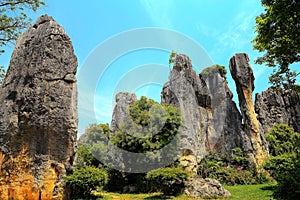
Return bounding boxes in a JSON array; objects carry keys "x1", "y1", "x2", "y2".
[
  {"x1": 263, "y1": 124, "x2": 300, "y2": 199},
  {"x1": 71, "y1": 97, "x2": 300, "y2": 200},
  {"x1": 111, "y1": 96, "x2": 182, "y2": 153},
  {"x1": 197, "y1": 148, "x2": 271, "y2": 186},
  {"x1": 66, "y1": 166, "x2": 108, "y2": 199},
  {"x1": 72, "y1": 96, "x2": 184, "y2": 198},
  {"x1": 146, "y1": 167, "x2": 189, "y2": 196},
  {"x1": 253, "y1": 0, "x2": 300, "y2": 90}
]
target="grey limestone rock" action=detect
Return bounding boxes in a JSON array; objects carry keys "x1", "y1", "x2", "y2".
[
  {"x1": 255, "y1": 88, "x2": 300, "y2": 133},
  {"x1": 110, "y1": 92, "x2": 137, "y2": 133},
  {"x1": 229, "y1": 53, "x2": 268, "y2": 167},
  {"x1": 0, "y1": 15, "x2": 77, "y2": 199},
  {"x1": 161, "y1": 54, "x2": 244, "y2": 159},
  {"x1": 184, "y1": 177, "x2": 231, "y2": 198}
]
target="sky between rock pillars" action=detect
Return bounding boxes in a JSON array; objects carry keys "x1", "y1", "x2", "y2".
[{"x1": 0, "y1": 0, "x2": 275, "y2": 135}]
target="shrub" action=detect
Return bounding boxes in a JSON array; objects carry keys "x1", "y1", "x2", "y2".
[
  {"x1": 197, "y1": 148, "x2": 271, "y2": 185},
  {"x1": 265, "y1": 123, "x2": 299, "y2": 156},
  {"x1": 146, "y1": 167, "x2": 189, "y2": 196},
  {"x1": 66, "y1": 166, "x2": 108, "y2": 199},
  {"x1": 264, "y1": 124, "x2": 300, "y2": 199}
]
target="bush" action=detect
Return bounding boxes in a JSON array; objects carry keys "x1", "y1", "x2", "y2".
[
  {"x1": 66, "y1": 166, "x2": 108, "y2": 199},
  {"x1": 264, "y1": 124, "x2": 300, "y2": 199},
  {"x1": 76, "y1": 145, "x2": 99, "y2": 168},
  {"x1": 197, "y1": 148, "x2": 271, "y2": 186},
  {"x1": 146, "y1": 167, "x2": 189, "y2": 196},
  {"x1": 265, "y1": 124, "x2": 299, "y2": 156}
]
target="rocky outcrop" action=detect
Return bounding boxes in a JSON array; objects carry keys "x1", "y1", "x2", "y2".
[
  {"x1": 255, "y1": 88, "x2": 300, "y2": 133},
  {"x1": 229, "y1": 53, "x2": 268, "y2": 167},
  {"x1": 161, "y1": 54, "x2": 244, "y2": 161},
  {"x1": 110, "y1": 92, "x2": 137, "y2": 133},
  {"x1": 0, "y1": 15, "x2": 77, "y2": 199},
  {"x1": 184, "y1": 177, "x2": 231, "y2": 198}
]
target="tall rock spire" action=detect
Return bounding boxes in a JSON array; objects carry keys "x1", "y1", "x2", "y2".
[
  {"x1": 0, "y1": 15, "x2": 78, "y2": 199},
  {"x1": 229, "y1": 53, "x2": 268, "y2": 168}
]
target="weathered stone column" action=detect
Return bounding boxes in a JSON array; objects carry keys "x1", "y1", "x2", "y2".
[
  {"x1": 229, "y1": 53, "x2": 268, "y2": 168},
  {"x1": 0, "y1": 15, "x2": 78, "y2": 199}
]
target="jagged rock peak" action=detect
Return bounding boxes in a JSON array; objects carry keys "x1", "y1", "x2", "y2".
[
  {"x1": 229, "y1": 53, "x2": 268, "y2": 168},
  {"x1": 229, "y1": 53, "x2": 254, "y2": 91},
  {"x1": 4, "y1": 14, "x2": 77, "y2": 85},
  {"x1": 173, "y1": 54, "x2": 192, "y2": 71},
  {"x1": 162, "y1": 53, "x2": 244, "y2": 160},
  {"x1": 0, "y1": 15, "x2": 78, "y2": 199},
  {"x1": 110, "y1": 92, "x2": 137, "y2": 133}
]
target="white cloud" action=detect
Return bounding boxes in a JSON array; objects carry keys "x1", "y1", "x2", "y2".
[
  {"x1": 139, "y1": 0, "x2": 174, "y2": 28},
  {"x1": 217, "y1": 13, "x2": 254, "y2": 50}
]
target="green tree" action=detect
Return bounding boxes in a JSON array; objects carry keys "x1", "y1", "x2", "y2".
[
  {"x1": 109, "y1": 96, "x2": 182, "y2": 192},
  {"x1": 66, "y1": 166, "x2": 108, "y2": 199},
  {"x1": 264, "y1": 124, "x2": 300, "y2": 199},
  {"x1": 265, "y1": 124, "x2": 300, "y2": 156},
  {"x1": 76, "y1": 145, "x2": 98, "y2": 168},
  {"x1": 83, "y1": 124, "x2": 110, "y2": 166},
  {"x1": 0, "y1": 0, "x2": 45, "y2": 54},
  {"x1": 111, "y1": 96, "x2": 182, "y2": 154},
  {"x1": 146, "y1": 167, "x2": 189, "y2": 196},
  {"x1": 252, "y1": 0, "x2": 300, "y2": 90}
]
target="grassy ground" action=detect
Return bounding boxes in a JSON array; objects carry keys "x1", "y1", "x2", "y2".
[
  {"x1": 224, "y1": 184, "x2": 275, "y2": 200},
  {"x1": 95, "y1": 183, "x2": 275, "y2": 200}
]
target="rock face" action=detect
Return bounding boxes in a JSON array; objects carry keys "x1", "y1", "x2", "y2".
[
  {"x1": 110, "y1": 92, "x2": 137, "y2": 133},
  {"x1": 229, "y1": 53, "x2": 268, "y2": 167},
  {"x1": 0, "y1": 15, "x2": 77, "y2": 199},
  {"x1": 255, "y1": 88, "x2": 300, "y2": 133},
  {"x1": 184, "y1": 177, "x2": 231, "y2": 198},
  {"x1": 161, "y1": 54, "x2": 244, "y2": 161}
]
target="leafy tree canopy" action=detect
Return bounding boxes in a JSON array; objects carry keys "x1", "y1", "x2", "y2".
[
  {"x1": 0, "y1": 0, "x2": 45, "y2": 87},
  {"x1": 111, "y1": 96, "x2": 182, "y2": 153},
  {"x1": 253, "y1": 0, "x2": 300, "y2": 90},
  {"x1": 0, "y1": 0, "x2": 45, "y2": 54}
]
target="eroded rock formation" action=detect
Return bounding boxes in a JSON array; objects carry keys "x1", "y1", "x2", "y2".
[
  {"x1": 161, "y1": 54, "x2": 244, "y2": 161},
  {"x1": 229, "y1": 53, "x2": 268, "y2": 167},
  {"x1": 0, "y1": 15, "x2": 77, "y2": 199},
  {"x1": 255, "y1": 88, "x2": 300, "y2": 134},
  {"x1": 184, "y1": 177, "x2": 231, "y2": 198},
  {"x1": 110, "y1": 92, "x2": 137, "y2": 133}
]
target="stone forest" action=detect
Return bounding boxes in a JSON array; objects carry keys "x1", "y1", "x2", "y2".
[{"x1": 0, "y1": 14, "x2": 299, "y2": 200}]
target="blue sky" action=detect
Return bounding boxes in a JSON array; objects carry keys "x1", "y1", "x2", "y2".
[{"x1": 0, "y1": 0, "x2": 275, "y2": 135}]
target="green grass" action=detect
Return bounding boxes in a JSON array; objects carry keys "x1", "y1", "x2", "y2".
[
  {"x1": 95, "y1": 183, "x2": 276, "y2": 200},
  {"x1": 224, "y1": 183, "x2": 276, "y2": 200}
]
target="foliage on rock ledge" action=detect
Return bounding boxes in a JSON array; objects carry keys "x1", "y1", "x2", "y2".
[{"x1": 200, "y1": 64, "x2": 227, "y2": 79}]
